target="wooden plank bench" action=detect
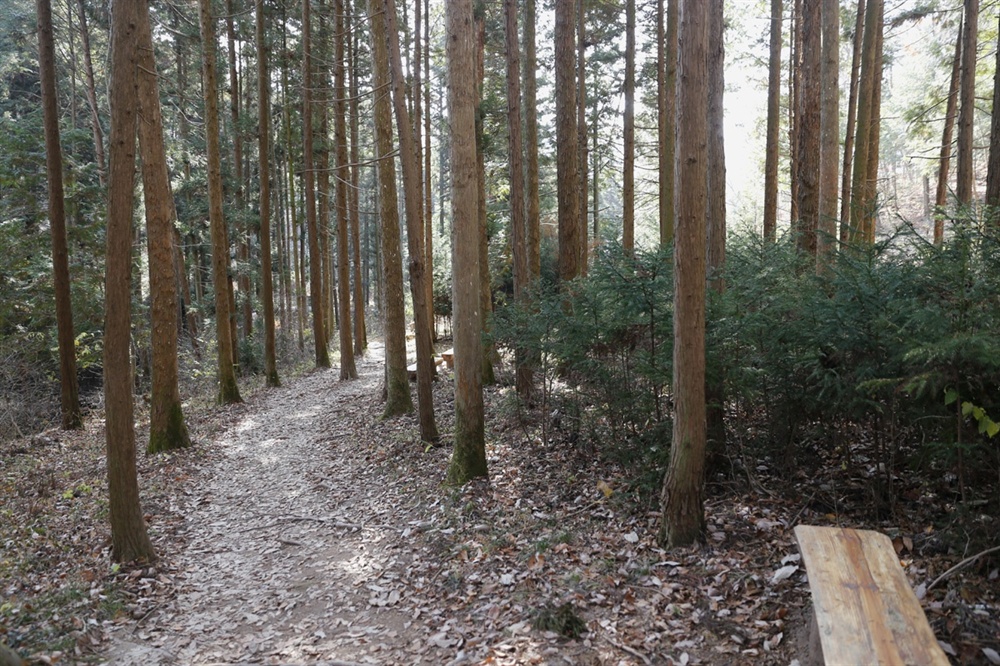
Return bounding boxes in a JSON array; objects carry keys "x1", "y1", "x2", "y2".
[{"x1": 794, "y1": 525, "x2": 949, "y2": 666}]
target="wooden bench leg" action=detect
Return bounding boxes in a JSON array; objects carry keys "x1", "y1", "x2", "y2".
[{"x1": 807, "y1": 606, "x2": 824, "y2": 666}]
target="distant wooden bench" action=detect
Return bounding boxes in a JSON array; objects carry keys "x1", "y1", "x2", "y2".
[{"x1": 794, "y1": 525, "x2": 949, "y2": 666}]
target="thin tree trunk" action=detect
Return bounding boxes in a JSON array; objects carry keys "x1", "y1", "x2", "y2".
[
  {"x1": 37, "y1": 0, "x2": 82, "y2": 430},
  {"x1": 525, "y1": 0, "x2": 541, "y2": 280},
  {"x1": 817, "y1": 0, "x2": 840, "y2": 270},
  {"x1": 369, "y1": 0, "x2": 413, "y2": 416},
  {"x1": 257, "y1": 0, "x2": 280, "y2": 387},
  {"x1": 985, "y1": 17, "x2": 1000, "y2": 219},
  {"x1": 848, "y1": 0, "x2": 881, "y2": 244},
  {"x1": 956, "y1": 0, "x2": 979, "y2": 206},
  {"x1": 705, "y1": 0, "x2": 726, "y2": 464},
  {"x1": 198, "y1": 0, "x2": 243, "y2": 403},
  {"x1": 76, "y1": 0, "x2": 105, "y2": 188},
  {"x1": 658, "y1": 0, "x2": 678, "y2": 246},
  {"x1": 506, "y1": 0, "x2": 530, "y2": 398},
  {"x1": 136, "y1": 0, "x2": 191, "y2": 452},
  {"x1": 556, "y1": 0, "x2": 580, "y2": 282},
  {"x1": 334, "y1": 0, "x2": 357, "y2": 379},
  {"x1": 577, "y1": 0, "x2": 588, "y2": 273},
  {"x1": 446, "y1": 0, "x2": 487, "y2": 486},
  {"x1": 660, "y1": 0, "x2": 708, "y2": 549},
  {"x1": 474, "y1": 16, "x2": 495, "y2": 385},
  {"x1": 226, "y1": 0, "x2": 252, "y2": 342},
  {"x1": 622, "y1": 0, "x2": 635, "y2": 254},
  {"x1": 762, "y1": 0, "x2": 782, "y2": 244},
  {"x1": 789, "y1": 0, "x2": 801, "y2": 226},
  {"x1": 302, "y1": 0, "x2": 331, "y2": 368},
  {"x1": 795, "y1": 0, "x2": 820, "y2": 256},
  {"x1": 350, "y1": 23, "x2": 367, "y2": 355},
  {"x1": 105, "y1": 0, "x2": 156, "y2": 562},
  {"x1": 385, "y1": 0, "x2": 438, "y2": 441},
  {"x1": 934, "y1": 27, "x2": 963, "y2": 241},
  {"x1": 862, "y1": 10, "x2": 883, "y2": 243},
  {"x1": 839, "y1": 0, "x2": 864, "y2": 243}
]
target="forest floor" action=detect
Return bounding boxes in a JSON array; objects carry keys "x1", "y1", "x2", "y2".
[{"x1": 2, "y1": 341, "x2": 999, "y2": 665}]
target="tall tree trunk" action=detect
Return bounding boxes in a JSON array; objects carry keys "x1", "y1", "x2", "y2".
[
  {"x1": 76, "y1": 0, "x2": 105, "y2": 188},
  {"x1": 302, "y1": 0, "x2": 331, "y2": 367},
  {"x1": 839, "y1": 0, "x2": 864, "y2": 243},
  {"x1": 985, "y1": 17, "x2": 1000, "y2": 220},
  {"x1": 257, "y1": 0, "x2": 280, "y2": 387},
  {"x1": 446, "y1": 0, "x2": 487, "y2": 486},
  {"x1": 817, "y1": 0, "x2": 840, "y2": 270},
  {"x1": 37, "y1": 0, "x2": 82, "y2": 430},
  {"x1": 350, "y1": 23, "x2": 367, "y2": 355},
  {"x1": 506, "y1": 0, "x2": 530, "y2": 398},
  {"x1": 385, "y1": 0, "x2": 438, "y2": 441},
  {"x1": 370, "y1": 0, "x2": 413, "y2": 417},
  {"x1": 795, "y1": 0, "x2": 820, "y2": 256},
  {"x1": 334, "y1": 0, "x2": 357, "y2": 379},
  {"x1": 762, "y1": 0, "x2": 782, "y2": 244},
  {"x1": 423, "y1": 0, "x2": 433, "y2": 300},
  {"x1": 281, "y1": 34, "x2": 305, "y2": 350},
  {"x1": 199, "y1": 0, "x2": 244, "y2": 403},
  {"x1": 658, "y1": 0, "x2": 678, "y2": 246},
  {"x1": 622, "y1": 0, "x2": 635, "y2": 254},
  {"x1": 105, "y1": 0, "x2": 156, "y2": 562},
  {"x1": 862, "y1": 10, "x2": 883, "y2": 244},
  {"x1": 789, "y1": 0, "x2": 801, "y2": 226},
  {"x1": 705, "y1": 0, "x2": 726, "y2": 464},
  {"x1": 577, "y1": 0, "x2": 588, "y2": 273},
  {"x1": 848, "y1": 0, "x2": 881, "y2": 244},
  {"x1": 660, "y1": 0, "x2": 708, "y2": 549},
  {"x1": 556, "y1": 0, "x2": 580, "y2": 282},
  {"x1": 524, "y1": 0, "x2": 541, "y2": 280},
  {"x1": 474, "y1": 16, "x2": 495, "y2": 385},
  {"x1": 226, "y1": 0, "x2": 252, "y2": 343},
  {"x1": 956, "y1": 0, "x2": 979, "y2": 206},
  {"x1": 136, "y1": 1, "x2": 191, "y2": 452}
]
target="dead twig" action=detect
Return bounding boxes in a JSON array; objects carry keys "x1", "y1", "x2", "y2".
[
  {"x1": 603, "y1": 635, "x2": 652, "y2": 665},
  {"x1": 926, "y1": 544, "x2": 1000, "y2": 591}
]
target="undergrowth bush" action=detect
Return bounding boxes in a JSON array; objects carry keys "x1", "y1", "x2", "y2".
[{"x1": 494, "y1": 224, "x2": 1000, "y2": 509}]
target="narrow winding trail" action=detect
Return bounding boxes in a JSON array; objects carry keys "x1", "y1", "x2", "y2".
[{"x1": 106, "y1": 347, "x2": 427, "y2": 665}]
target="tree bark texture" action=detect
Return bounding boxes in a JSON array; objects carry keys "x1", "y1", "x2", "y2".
[
  {"x1": 848, "y1": 0, "x2": 881, "y2": 244},
  {"x1": 301, "y1": 0, "x2": 331, "y2": 368},
  {"x1": 839, "y1": 0, "x2": 864, "y2": 243},
  {"x1": 660, "y1": 0, "x2": 708, "y2": 549},
  {"x1": 446, "y1": 0, "x2": 487, "y2": 486},
  {"x1": 762, "y1": 0, "x2": 782, "y2": 244},
  {"x1": 198, "y1": 0, "x2": 243, "y2": 403},
  {"x1": 817, "y1": 0, "x2": 839, "y2": 269},
  {"x1": 37, "y1": 0, "x2": 82, "y2": 430},
  {"x1": 506, "y1": 0, "x2": 531, "y2": 399},
  {"x1": 795, "y1": 0, "x2": 820, "y2": 256},
  {"x1": 658, "y1": 0, "x2": 678, "y2": 246},
  {"x1": 136, "y1": 0, "x2": 191, "y2": 453},
  {"x1": 369, "y1": 0, "x2": 413, "y2": 417},
  {"x1": 385, "y1": 0, "x2": 439, "y2": 442},
  {"x1": 555, "y1": 0, "x2": 580, "y2": 282},
  {"x1": 334, "y1": 0, "x2": 357, "y2": 380},
  {"x1": 105, "y1": 0, "x2": 156, "y2": 562},
  {"x1": 524, "y1": 0, "x2": 542, "y2": 280},
  {"x1": 985, "y1": 16, "x2": 1000, "y2": 219},
  {"x1": 956, "y1": 0, "x2": 979, "y2": 206},
  {"x1": 623, "y1": 0, "x2": 635, "y2": 254},
  {"x1": 257, "y1": 0, "x2": 280, "y2": 387},
  {"x1": 577, "y1": 0, "x2": 588, "y2": 273}
]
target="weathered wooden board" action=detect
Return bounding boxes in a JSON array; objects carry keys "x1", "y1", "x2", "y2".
[{"x1": 794, "y1": 525, "x2": 949, "y2": 666}]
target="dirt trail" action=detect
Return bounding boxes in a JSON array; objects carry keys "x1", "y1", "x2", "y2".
[{"x1": 104, "y1": 346, "x2": 427, "y2": 665}]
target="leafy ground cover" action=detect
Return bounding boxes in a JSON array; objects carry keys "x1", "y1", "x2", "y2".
[{"x1": 1, "y1": 342, "x2": 998, "y2": 665}]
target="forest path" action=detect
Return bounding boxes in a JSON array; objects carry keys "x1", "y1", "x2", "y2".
[{"x1": 104, "y1": 344, "x2": 429, "y2": 665}]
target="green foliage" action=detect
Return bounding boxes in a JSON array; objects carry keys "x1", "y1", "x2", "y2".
[{"x1": 495, "y1": 222, "x2": 1000, "y2": 505}]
